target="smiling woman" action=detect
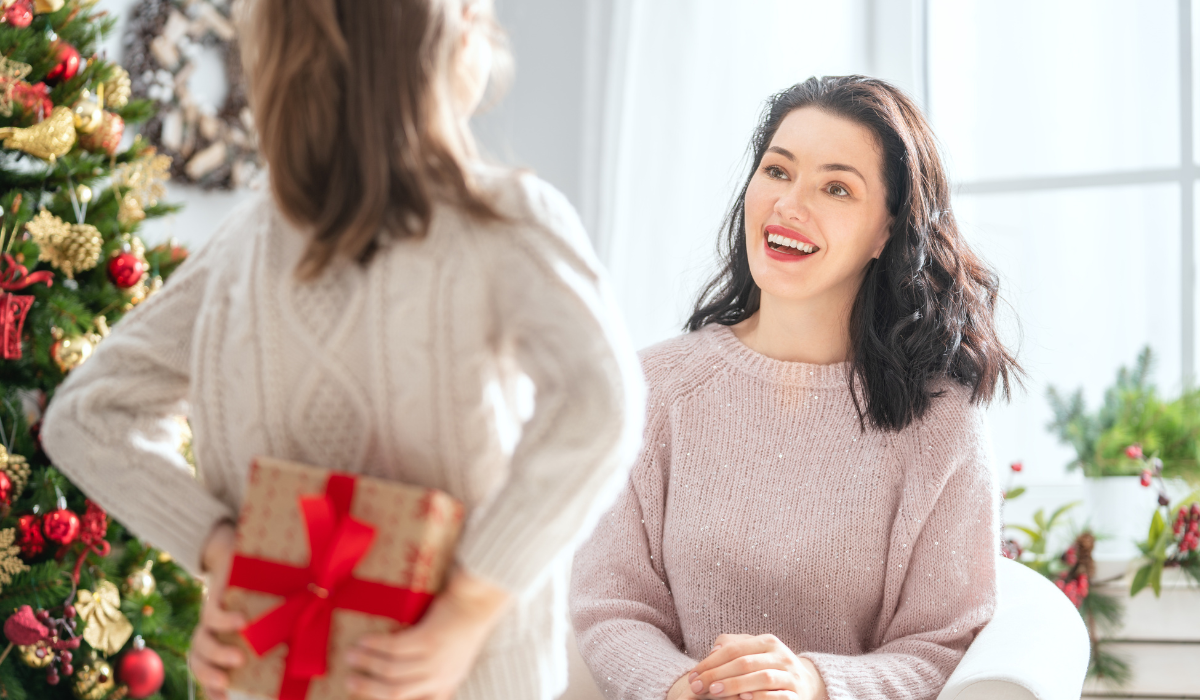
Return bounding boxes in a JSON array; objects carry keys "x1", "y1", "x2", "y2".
[{"x1": 570, "y1": 76, "x2": 1020, "y2": 700}]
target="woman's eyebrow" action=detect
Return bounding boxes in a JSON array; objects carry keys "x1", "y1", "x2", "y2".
[
  {"x1": 818, "y1": 163, "x2": 866, "y2": 181},
  {"x1": 766, "y1": 146, "x2": 795, "y2": 160}
]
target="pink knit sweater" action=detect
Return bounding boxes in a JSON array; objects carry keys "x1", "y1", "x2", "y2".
[{"x1": 570, "y1": 324, "x2": 999, "y2": 700}]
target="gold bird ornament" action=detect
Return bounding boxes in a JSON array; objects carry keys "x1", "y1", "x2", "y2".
[{"x1": 0, "y1": 106, "x2": 76, "y2": 163}]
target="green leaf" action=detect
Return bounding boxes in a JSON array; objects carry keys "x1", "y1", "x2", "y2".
[
  {"x1": 1150, "y1": 559, "x2": 1165, "y2": 597},
  {"x1": 1148, "y1": 509, "x2": 1165, "y2": 544},
  {"x1": 1046, "y1": 501, "x2": 1081, "y2": 530},
  {"x1": 1008, "y1": 525, "x2": 1041, "y2": 540},
  {"x1": 1004, "y1": 486, "x2": 1026, "y2": 500},
  {"x1": 1131, "y1": 563, "x2": 1152, "y2": 596},
  {"x1": 1034, "y1": 509, "x2": 1047, "y2": 530}
]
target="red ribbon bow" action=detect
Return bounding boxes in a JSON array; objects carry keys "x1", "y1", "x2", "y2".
[
  {"x1": 0, "y1": 253, "x2": 54, "y2": 292},
  {"x1": 228, "y1": 473, "x2": 435, "y2": 700}
]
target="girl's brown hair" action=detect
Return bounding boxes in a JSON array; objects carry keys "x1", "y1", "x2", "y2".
[{"x1": 240, "y1": 0, "x2": 508, "y2": 278}]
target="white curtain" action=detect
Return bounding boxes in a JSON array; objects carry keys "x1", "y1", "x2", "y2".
[{"x1": 591, "y1": 0, "x2": 873, "y2": 349}]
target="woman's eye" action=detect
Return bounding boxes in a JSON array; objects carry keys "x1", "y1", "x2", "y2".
[
  {"x1": 763, "y1": 165, "x2": 788, "y2": 180},
  {"x1": 828, "y1": 183, "x2": 849, "y2": 197}
]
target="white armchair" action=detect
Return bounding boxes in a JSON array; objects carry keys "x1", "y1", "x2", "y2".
[{"x1": 938, "y1": 557, "x2": 1092, "y2": 700}]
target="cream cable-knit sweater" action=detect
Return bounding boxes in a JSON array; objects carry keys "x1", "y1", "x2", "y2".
[
  {"x1": 571, "y1": 325, "x2": 999, "y2": 700},
  {"x1": 41, "y1": 169, "x2": 646, "y2": 700}
]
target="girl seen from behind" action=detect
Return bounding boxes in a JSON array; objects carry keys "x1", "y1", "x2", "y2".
[
  {"x1": 41, "y1": 1, "x2": 646, "y2": 699},
  {"x1": 571, "y1": 76, "x2": 1020, "y2": 700}
]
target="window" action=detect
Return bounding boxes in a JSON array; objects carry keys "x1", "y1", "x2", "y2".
[{"x1": 926, "y1": 0, "x2": 1194, "y2": 488}]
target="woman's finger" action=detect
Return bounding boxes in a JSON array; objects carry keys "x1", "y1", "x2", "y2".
[
  {"x1": 739, "y1": 692, "x2": 798, "y2": 700},
  {"x1": 695, "y1": 652, "x2": 779, "y2": 687},
  {"x1": 192, "y1": 627, "x2": 246, "y2": 669},
  {"x1": 705, "y1": 669, "x2": 796, "y2": 698},
  {"x1": 690, "y1": 636, "x2": 773, "y2": 678}
]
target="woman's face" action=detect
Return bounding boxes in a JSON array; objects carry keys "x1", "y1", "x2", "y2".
[{"x1": 744, "y1": 107, "x2": 892, "y2": 309}]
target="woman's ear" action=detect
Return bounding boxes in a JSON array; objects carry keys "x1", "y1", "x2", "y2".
[{"x1": 871, "y1": 218, "x2": 893, "y2": 259}]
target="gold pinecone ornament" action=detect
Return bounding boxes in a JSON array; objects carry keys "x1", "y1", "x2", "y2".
[
  {"x1": 103, "y1": 66, "x2": 132, "y2": 110},
  {"x1": 25, "y1": 210, "x2": 102, "y2": 279},
  {"x1": 0, "y1": 445, "x2": 30, "y2": 496},
  {"x1": 0, "y1": 106, "x2": 77, "y2": 163}
]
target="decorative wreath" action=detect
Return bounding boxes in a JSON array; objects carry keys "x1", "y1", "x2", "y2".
[{"x1": 121, "y1": 0, "x2": 259, "y2": 189}]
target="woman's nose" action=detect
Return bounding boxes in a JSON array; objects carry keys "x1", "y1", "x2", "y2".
[{"x1": 773, "y1": 184, "x2": 810, "y2": 223}]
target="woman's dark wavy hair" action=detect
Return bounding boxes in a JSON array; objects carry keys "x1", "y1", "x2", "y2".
[{"x1": 687, "y1": 75, "x2": 1022, "y2": 432}]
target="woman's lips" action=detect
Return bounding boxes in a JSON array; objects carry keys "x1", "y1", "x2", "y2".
[{"x1": 763, "y1": 225, "x2": 819, "y2": 261}]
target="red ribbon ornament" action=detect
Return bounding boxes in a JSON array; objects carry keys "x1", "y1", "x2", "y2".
[
  {"x1": 227, "y1": 473, "x2": 436, "y2": 700},
  {"x1": 0, "y1": 253, "x2": 53, "y2": 360}
]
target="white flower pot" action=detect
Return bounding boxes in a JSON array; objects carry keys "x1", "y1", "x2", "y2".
[{"x1": 1085, "y1": 476, "x2": 1193, "y2": 561}]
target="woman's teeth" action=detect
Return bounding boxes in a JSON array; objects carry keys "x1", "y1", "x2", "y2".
[{"x1": 767, "y1": 232, "x2": 816, "y2": 254}]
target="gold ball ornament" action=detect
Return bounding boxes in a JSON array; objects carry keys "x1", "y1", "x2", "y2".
[
  {"x1": 33, "y1": 0, "x2": 65, "y2": 12},
  {"x1": 124, "y1": 560, "x2": 156, "y2": 597},
  {"x1": 72, "y1": 89, "x2": 104, "y2": 134},
  {"x1": 103, "y1": 66, "x2": 132, "y2": 110},
  {"x1": 0, "y1": 106, "x2": 77, "y2": 163},
  {"x1": 51, "y1": 330, "x2": 99, "y2": 373},
  {"x1": 24, "y1": 209, "x2": 103, "y2": 279},
  {"x1": 17, "y1": 640, "x2": 53, "y2": 669},
  {"x1": 72, "y1": 656, "x2": 116, "y2": 700},
  {"x1": 76, "y1": 184, "x2": 93, "y2": 204}
]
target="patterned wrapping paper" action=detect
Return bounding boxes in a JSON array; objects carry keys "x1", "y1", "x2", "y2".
[{"x1": 221, "y1": 457, "x2": 464, "y2": 700}]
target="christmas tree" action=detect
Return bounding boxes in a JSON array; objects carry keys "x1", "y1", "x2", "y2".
[{"x1": 1, "y1": 1, "x2": 202, "y2": 699}]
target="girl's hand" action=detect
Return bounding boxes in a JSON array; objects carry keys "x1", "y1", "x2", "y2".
[
  {"x1": 343, "y1": 568, "x2": 511, "y2": 700},
  {"x1": 189, "y1": 522, "x2": 248, "y2": 700},
  {"x1": 687, "y1": 634, "x2": 828, "y2": 700}
]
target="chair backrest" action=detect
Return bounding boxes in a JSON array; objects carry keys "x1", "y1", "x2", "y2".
[{"x1": 938, "y1": 557, "x2": 1091, "y2": 700}]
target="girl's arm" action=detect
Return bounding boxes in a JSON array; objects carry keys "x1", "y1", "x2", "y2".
[
  {"x1": 41, "y1": 212, "x2": 243, "y2": 577},
  {"x1": 452, "y1": 176, "x2": 648, "y2": 596}
]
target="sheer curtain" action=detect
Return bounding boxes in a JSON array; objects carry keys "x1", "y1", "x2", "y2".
[{"x1": 589, "y1": 0, "x2": 873, "y2": 349}]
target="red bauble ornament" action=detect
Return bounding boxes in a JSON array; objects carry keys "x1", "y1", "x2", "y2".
[
  {"x1": 2, "y1": 0, "x2": 33, "y2": 27},
  {"x1": 78, "y1": 111, "x2": 124, "y2": 156},
  {"x1": 106, "y1": 252, "x2": 147, "y2": 289},
  {"x1": 16, "y1": 514, "x2": 45, "y2": 558},
  {"x1": 3, "y1": 605, "x2": 48, "y2": 645},
  {"x1": 42, "y1": 508, "x2": 80, "y2": 545},
  {"x1": 80, "y1": 499, "x2": 107, "y2": 545},
  {"x1": 44, "y1": 41, "x2": 80, "y2": 84},
  {"x1": 0, "y1": 470, "x2": 11, "y2": 507},
  {"x1": 12, "y1": 81, "x2": 53, "y2": 119},
  {"x1": 118, "y1": 637, "x2": 164, "y2": 699}
]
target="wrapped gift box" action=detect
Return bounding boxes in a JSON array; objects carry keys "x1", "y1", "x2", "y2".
[{"x1": 221, "y1": 457, "x2": 464, "y2": 700}]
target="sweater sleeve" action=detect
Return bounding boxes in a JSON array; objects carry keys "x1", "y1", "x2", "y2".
[
  {"x1": 570, "y1": 390, "x2": 695, "y2": 700},
  {"x1": 802, "y1": 399, "x2": 1000, "y2": 700},
  {"x1": 453, "y1": 176, "x2": 647, "y2": 596},
  {"x1": 40, "y1": 218, "x2": 242, "y2": 578}
]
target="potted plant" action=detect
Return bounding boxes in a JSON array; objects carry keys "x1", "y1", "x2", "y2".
[{"x1": 1047, "y1": 348, "x2": 1200, "y2": 560}]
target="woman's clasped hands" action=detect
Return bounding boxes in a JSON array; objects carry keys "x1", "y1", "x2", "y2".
[{"x1": 669, "y1": 634, "x2": 829, "y2": 700}]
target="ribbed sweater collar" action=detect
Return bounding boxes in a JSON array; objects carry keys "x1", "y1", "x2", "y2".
[{"x1": 701, "y1": 324, "x2": 852, "y2": 388}]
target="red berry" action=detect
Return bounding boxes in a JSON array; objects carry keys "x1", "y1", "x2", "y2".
[
  {"x1": 1078, "y1": 574, "x2": 1090, "y2": 599},
  {"x1": 1191, "y1": 503, "x2": 1200, "y2": 519},
  {"x1": 1140, "y1": 470, "x2": 1153, "y2": 487},
  {"x1": 46, "y1": 670, "x2": 58, "y2": 685},
  {"x1": 1010, "y1": 461, "x2": 1023, "y2": 472},
  {"x1": 1064, "y1": 546, "x2": 1078, "y2": 566},
  {"x1": 1126, "y1": 444, "x2": 1144, "y2": 460},
  {"x1": 1160, "y1": 494, "x2": 1172, "y2": 507},
  {"x1": 62, "y1": 605, "x2": 75, "y2": 620},
  {"x1": 61, "y1": 663, "x2": 72, "y2": 676}
]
